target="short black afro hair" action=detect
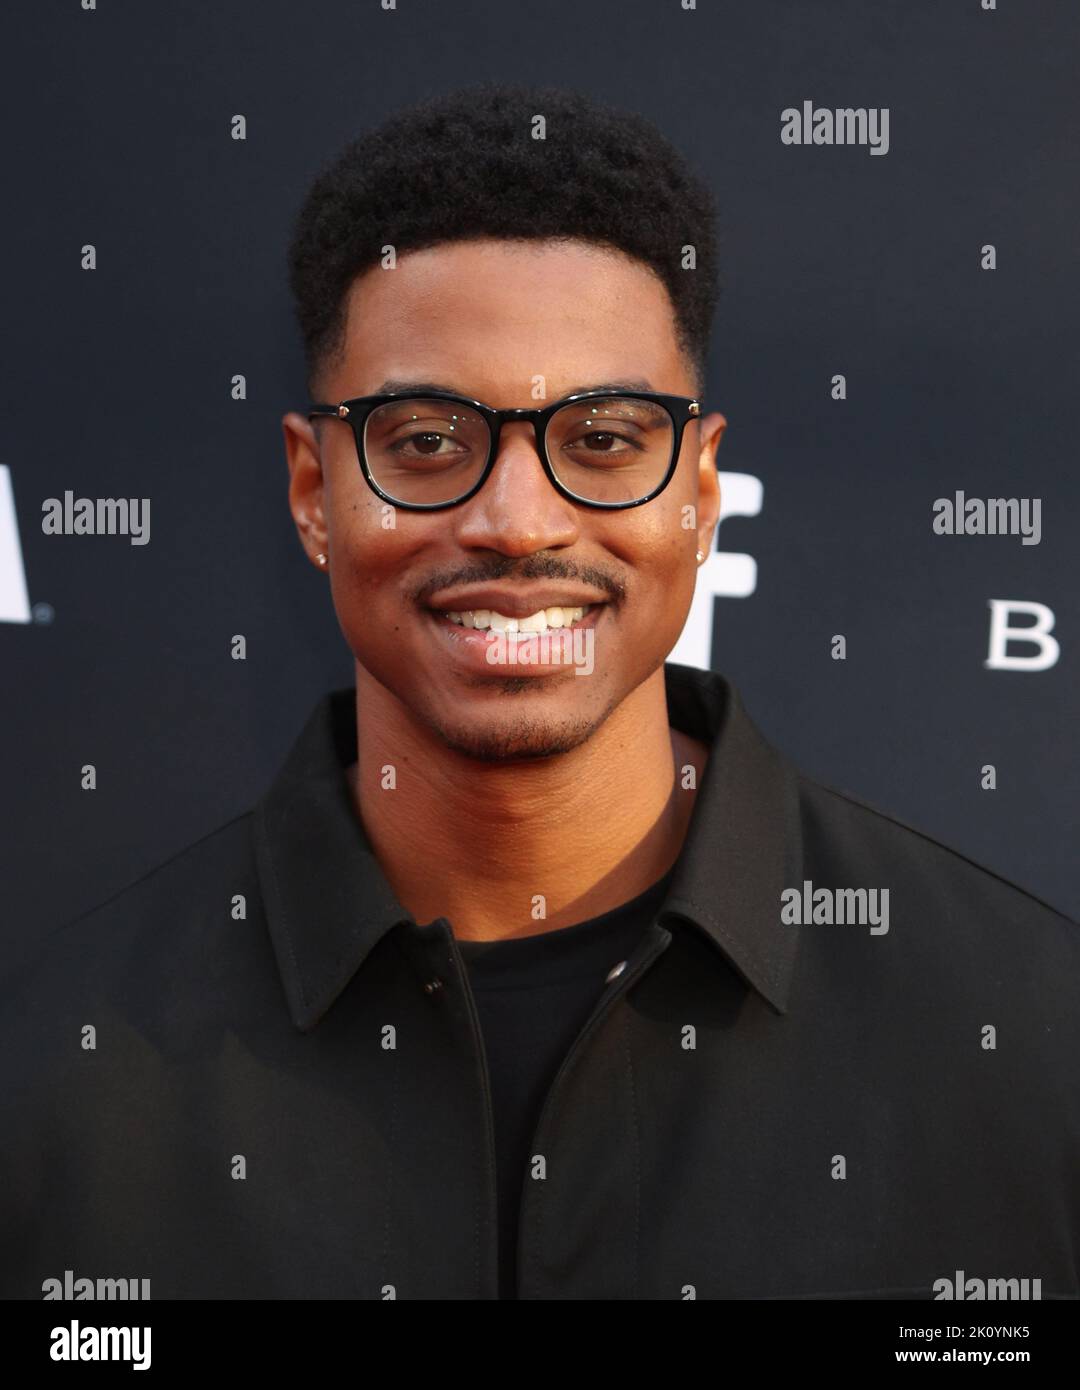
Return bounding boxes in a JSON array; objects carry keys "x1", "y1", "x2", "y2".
[{"x1": 286, "y1": 82, "x2": 720, "y2": 399}]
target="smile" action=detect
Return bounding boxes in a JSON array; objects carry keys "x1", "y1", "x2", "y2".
[
  {"x1": 441, "y1": 604, "x2": 593, "y2": 632},
  {"x1": 425, "y1": 603, "x2": 606, "y2": 676}
]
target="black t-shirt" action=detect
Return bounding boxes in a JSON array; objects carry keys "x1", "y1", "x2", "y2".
[{"x1": 456, "y1": 866, "x2": 676, "y2": 1299}]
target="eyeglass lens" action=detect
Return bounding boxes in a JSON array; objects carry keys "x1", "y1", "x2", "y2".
[{"x1": 360, "y1": 396, "x2": 675, "y2": 506}]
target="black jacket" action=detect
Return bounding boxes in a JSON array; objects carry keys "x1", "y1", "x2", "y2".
[{"x1": 2, "y1": 662, "x2": 1077, "y2": 1299}]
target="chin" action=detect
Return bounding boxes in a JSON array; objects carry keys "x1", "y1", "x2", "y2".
[{"x1": 427, "y1": 707, "x2": 602, "y2": 763}]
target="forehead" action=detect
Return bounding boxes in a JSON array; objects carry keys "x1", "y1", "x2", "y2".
[{"x1": 337, "y1": 238, "x2": 686, "y2": 398}]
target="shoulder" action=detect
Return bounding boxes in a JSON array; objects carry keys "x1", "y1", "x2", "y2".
[
  {"x1": 798, "y1": 771, "x2": 1075, "y2": 925},
  {"x1": 793, "y1": 770, "x2": 1080, "y2": 1001},
  {"x1": 785, "y1": 772, "x2": 1080, "y2": 1153},
  {"x1": 0, "y1": 811, "x2": 269, "y2": 1057}
]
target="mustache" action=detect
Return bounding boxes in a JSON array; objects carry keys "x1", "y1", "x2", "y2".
[{"x1": 415, "y1": 557, "x2": 625, "y2": 606}]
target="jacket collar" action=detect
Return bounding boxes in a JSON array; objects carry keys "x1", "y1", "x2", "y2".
[{"x1": 252, "y1": 662, "x2": 803, "y2": 1032}]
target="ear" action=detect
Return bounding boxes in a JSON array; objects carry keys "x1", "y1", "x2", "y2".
[
  {"x1": 282, "y1": 410, "x2": 330, "y2": 566},
  {"x1": 694, "y1": 411, "x2": 727, "y2": 556}
]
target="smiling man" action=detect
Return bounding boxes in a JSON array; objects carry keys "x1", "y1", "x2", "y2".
[
  {"x1": 284, "y1": 233, "x2": 722, "y2": 943},
  {"x1": 2, "y1": 83, "x2": 1078, "y2": 1303}
]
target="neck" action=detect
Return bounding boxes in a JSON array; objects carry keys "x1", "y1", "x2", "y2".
[{"x1": 346, "y1": 665, "x2": 706, "y2": 941}]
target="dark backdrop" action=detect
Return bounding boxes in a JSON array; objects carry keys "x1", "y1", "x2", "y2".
[{"x1": 3, "y1": 0, "x2": 1076, "y2": 949}]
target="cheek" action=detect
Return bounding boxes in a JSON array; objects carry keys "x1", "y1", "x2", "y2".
[
  {"x1": 327, "y1": 504, "x2": 418, "y2": 652},
  {"x1": 605, "y1": 507, "x2": 698, "y2": 642},
  {"x1": 613, "y1": 492, "x2": 695, "y2": 583},
  {"x1": 328, "y1": 465, "x2": 408, "y2": 587}
]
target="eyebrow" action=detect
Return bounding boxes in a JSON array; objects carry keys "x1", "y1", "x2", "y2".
[{"x1": 372, "y1": 377, "x2": 659, "y2": 397}]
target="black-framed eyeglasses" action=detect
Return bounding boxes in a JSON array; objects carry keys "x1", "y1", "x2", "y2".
[{"x1": 306, "y1": 388, "x2": 701, "y2": 511}]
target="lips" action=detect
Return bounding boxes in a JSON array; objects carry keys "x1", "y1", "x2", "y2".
[{"x1": 424, "y1": 602, "x2": 606, "y2": 676}]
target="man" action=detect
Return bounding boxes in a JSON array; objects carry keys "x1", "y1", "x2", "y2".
[{"x1": 2, "y1": 82, "x2": 1077, "y2": 1301}]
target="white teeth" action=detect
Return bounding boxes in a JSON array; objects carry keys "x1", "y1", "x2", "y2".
[{"x1": 443, "y1": 605, "x2": 590, "y2": 630}]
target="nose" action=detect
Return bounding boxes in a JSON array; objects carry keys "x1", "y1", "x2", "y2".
[{"x1": 449, "y1": 420, "x2": 580, "y2": 555}]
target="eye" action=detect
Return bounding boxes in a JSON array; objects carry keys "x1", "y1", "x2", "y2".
[
  {"x1": 564, "y1": 427, "x2": 641, "y2": 457},
  {"x1": 390, "y1": 429, "x2": 470, "y2": 458}
]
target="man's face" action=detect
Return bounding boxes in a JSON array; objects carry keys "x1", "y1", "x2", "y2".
[{"x1": 284, "y1": 238, "x2": 724, "y2": 761}]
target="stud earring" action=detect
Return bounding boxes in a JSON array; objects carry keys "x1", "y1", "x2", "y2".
[
  {"x1": 315, "y1": 552, "x2": 328, "y2": 569},
  {"x1": 695, "y1": 549, "x2": 705, "y2": 564}
]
